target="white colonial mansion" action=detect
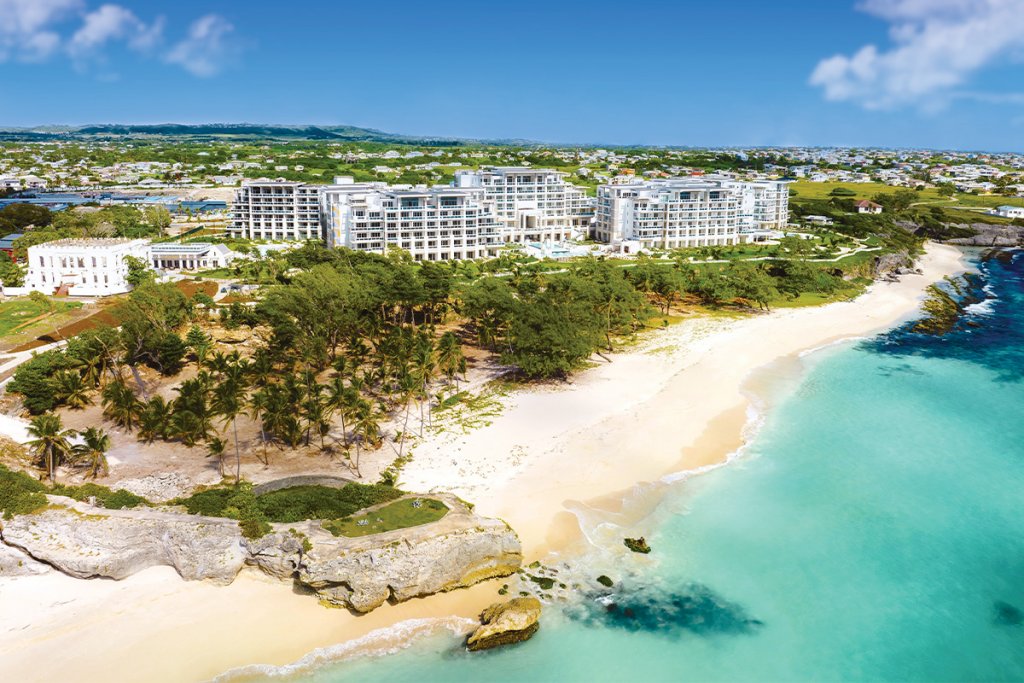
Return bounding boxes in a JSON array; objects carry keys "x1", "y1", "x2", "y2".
[
  {"x1": 594, "y1": 177, "x2": 790, "y2": 251},
  {"x1": 11, "y1": 238, "x2": 239, "y2": 297},
  {"x1": 24, "y1": 238, "x2": 150, "y2": 296}
]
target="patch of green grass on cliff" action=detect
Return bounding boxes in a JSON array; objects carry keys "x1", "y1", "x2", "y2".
[
  {"x1": 50, "y1": 483, "x2": 148, "y2": 510},
  {"x1": 0, "y1": 464, "x2": 47, "y2": 519},
  {"x1": 322, "y1": 497, "x2": 449, "y2": 538},
  {"x1": 174, "y1": 483, "x2": 404, "y2": 523}
]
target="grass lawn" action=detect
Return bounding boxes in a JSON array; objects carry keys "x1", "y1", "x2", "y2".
[
  {"x1": 322, "y1": 497, "x2": 449, "y2": 538},
  {"x1": 769, "y1": 284, "x2": 866, "y2": 309},
  {"x1": 0, "y1": 298, "x2": 83, "y2": 338},
  {"x1": 190, "y1": 267, "x2": 236, "y2": 279}
]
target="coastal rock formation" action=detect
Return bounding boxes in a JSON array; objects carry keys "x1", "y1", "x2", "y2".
[
  {"x1": 624, "y1": 537, "x2": 652, "y2": 554},
  {"x1": 945, "y1": 223, "x2": 1024, "y2": 247},
  {"x1": 111, "y1": 472, "x2": 198, "y2": 503},
  {"x1": 0, "y1": 496, "x2": 247, "y2": 583},
  {"x1": 0, "y1": 541, "x2": 51, "y2": 576},
  {"x1": 873, "y1": 250, "x2": 913, "y2": 277},
  {"x1": 247, "y1": 494, "x2": 522, "y2": 613},
  {"x1": 0, "y1": 493, "x2": 521, "y2": 613},
  {"x1": 466, "y1": 597, "x2": 542, "y2": 651}
]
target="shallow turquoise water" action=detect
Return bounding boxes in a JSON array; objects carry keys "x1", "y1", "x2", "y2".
[{"x1": 291, "y1": 250, "x2": 1024, "y2": 683}]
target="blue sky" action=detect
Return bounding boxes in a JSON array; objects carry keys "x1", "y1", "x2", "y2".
[{"x1": 2, "y1": 0, "x2": 1024, "y2": 150}]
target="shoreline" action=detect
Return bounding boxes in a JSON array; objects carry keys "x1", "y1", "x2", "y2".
[{"x1": 0, "y1": 242, "x2": 966, "y2": 683}]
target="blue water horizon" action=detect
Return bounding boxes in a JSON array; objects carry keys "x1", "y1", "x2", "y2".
[{"x1": 280, "y1": 248, "x2": 1024, "y2": 683}]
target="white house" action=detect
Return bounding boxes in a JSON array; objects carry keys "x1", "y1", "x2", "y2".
[
  {"x1": 854, "y1": 200, "x2": 883, "y2": 214},
  {"x1": 150, "y1": 242, "x2": 237, "y2": 272},
  {"x1": 25, "y1": 238, "x2": 151, "y2": 296},
  {"x1": 991, "y1": 205, "x2": 1024, "y2": 219}
]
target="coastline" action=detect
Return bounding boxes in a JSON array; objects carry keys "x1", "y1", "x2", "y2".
[{"x1": 0, "y1": 242, "x2": 966, "y2": 683}]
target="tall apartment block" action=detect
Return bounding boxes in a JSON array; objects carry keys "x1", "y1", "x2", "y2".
[
  {"x1": 725, "y1": 179, "x2": 790, "y2": 232},
  {"x1": 229, "y1": 180, "x2": 322, "y2": 240},
  {"x1": 594, "y1": 178, "x2": 789, "y2": 250},
  {"x1": 453, "y1": 167, "x2": 594, "y2": 243},
  {"x1": 321, "y1": 178, "x2": 501, "y2": 261}
]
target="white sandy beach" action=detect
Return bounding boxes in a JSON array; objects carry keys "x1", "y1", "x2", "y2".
[{"x1": 0, "y1": 242, "x2": 965, "y2": 683}]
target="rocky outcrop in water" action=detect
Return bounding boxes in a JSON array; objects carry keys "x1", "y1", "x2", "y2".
[
  {"x1": 0, "y1": 496, "x2": 247, "y2": 583},
  {"x1": 247, "y1": 494, "x2": 522, "y2": 613},
  {"x1": 624, "y1": 537, "x2": 652, "y2": 554},
  {"x1": 466, "y1": 597, "x2": 542, "y2": 651}
]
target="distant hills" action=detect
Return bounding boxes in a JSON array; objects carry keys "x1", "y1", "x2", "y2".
[{"x1": 0, "y1": 123, "x2": 538, "y2": 146}]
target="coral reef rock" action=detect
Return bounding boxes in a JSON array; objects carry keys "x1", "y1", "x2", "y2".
[{"x1": 466, "y1": 597, "x2": 542, "y2": 651}]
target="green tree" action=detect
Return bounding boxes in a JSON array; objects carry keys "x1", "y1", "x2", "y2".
[
  {"x1": 74, "y1": 427, "x2": 112, "y2": 479},
  {"x1": 27, "y1": 413, "x2": 76, "y2": 482},
  {"x1": 53, "y1": 370, "x2": 92, "y2": 409},
  {"x1": 101, "y1": 378, "x2": 142, "y2": 431},
  {"x1": 124, "y1": 255, "x2": 155, "y2": 288}
]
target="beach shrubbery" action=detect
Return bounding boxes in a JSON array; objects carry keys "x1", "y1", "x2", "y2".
[
  {"x1": 255, "y1": 484, "x2": 403, "y2": 523},
  {"x1": 0, "y1": 464, "x2": 48, "y2": 519},
  {"x1": 50, "y1": 482, "x2": 148, "y2": 510},
  {"x1": 173, "y1": 483, "x2": 405, "y2": 534}
]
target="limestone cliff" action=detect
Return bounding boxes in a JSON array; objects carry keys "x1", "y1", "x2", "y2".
[
  {"x1": 0, "y1": 496, "x2": 247, "y2": 583},
  {"x1": 247, "y1": 494, "x2": 522, "y2": 613},
  {"x1": 0, "y1": 493, "x2": 522, "y2": 613}
]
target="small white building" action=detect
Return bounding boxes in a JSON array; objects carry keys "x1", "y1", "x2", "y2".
[
  {"x1": 150, "y1": 242, "x2": 237, "y2": 272},
  {"x1": 991, "y1": 205, "x2": 1024, "y2": 219},
  {"x1": 854, "y1": 200, "x2": 883, "y2": 214},
  {"x1": 25, "y1": 238, "x2": 151, "y2": 296}
]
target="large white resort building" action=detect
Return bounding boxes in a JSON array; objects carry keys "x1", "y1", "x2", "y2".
[
  {"x1": 24, "y1": 238, "x2": 150, "y2": 296},
  {"x1": 230, "y1": 180, "x2": 322, "y2": 241},
  {"x1": 594, "y1": 177, "x2": 789, "y2": 250},
  {"x1": 228, "y1": 171, "x2": 788, "y2": 259},
  {"x1": 321, "y1": 179, "x2": 502, "y2": 261},
  {"x1": 453, "y1": 167, "x2": 595, "y2": 242}
]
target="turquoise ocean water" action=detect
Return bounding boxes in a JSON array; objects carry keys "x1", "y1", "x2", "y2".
[{"x1": 260, "y1": 249, "x2": 1024, "y2": 683}]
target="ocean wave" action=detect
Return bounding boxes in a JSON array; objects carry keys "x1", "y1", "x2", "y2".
[
  {"x1": 211, "y1": 616, "x2": 477, "y2": 682},
  {"x1": 964, "y1": 298, "x2": 996, "y2": 316}
]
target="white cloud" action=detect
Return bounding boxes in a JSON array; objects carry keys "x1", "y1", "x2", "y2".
[
  {"x1": 68, "y1": 4, "x2": 163, "y2": 58},
  {"x1": 809, "y1": 0, "x2": 1024, "y2": 110},
  {"x1": 0, "y1": 1, "x2": 236, "y2": 76},
  {"x1": 165, "y1": 14, "x2": 236, "y2": 77},
  {"x1": 0, "y1": 0, "x2": 81, "y2": 61}
]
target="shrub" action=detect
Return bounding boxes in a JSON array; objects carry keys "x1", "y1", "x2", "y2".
[
  {"x1": 51, "y1": 482, "x2": 148, "y2": 510},
  {"x1": 174, "y1": 483, "x2": 404, "y2": 525},
  {"x1": 0, "y1": 464, "x2": 47, "y2": 519},
  {"x1": 255, "y1": 484, "x2": 403, "y2": 523},
  {"x1": 174, "y1": 487, "x2": 234, "y2": 516}
]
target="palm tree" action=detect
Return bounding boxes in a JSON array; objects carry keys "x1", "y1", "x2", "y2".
[
  {"x1": 212, "y1": 374, "x2": 247, "y2": 485},
  {"x1": 74, "y1": 427, "x2": 112, "y2": 479},
  {"x1": 248, "y1": 387, "x2": 270, "y2": 465},
  {"x1": 138, "y1": 396, "x2": 172, "y2": 443},
  {"x1": 101, "y1": 379, "x2": 141, "y2": 431},
  {"x1": 27, "y1": 413, "x2": 76, "y2": 482},
  {"x1": 302, "y1": 382, "x2": 332, "y2": 449},
  {"x1": 412, "y1": 334, "x2": 436, "y2": 435},
  {"x1": 54, "y1": 370, "x2": 93, "y2": 409},
  {"x1": 436, "y1": 331, "x2": 466, "y2": 389},
  {"x1": 350, "y1": 400, "x2": 381, "y2": 478},
  {"x1": 205, "y1": 436, "x2": 227, "y2": 478}
]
